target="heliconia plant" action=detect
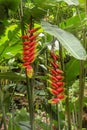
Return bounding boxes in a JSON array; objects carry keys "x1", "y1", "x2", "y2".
[
  {"x1": 48, "y1": 52, "x2": 65, "y2": 104},
  {"x1": 22, "y1": 26, "x2": 40, "y2": 78}
]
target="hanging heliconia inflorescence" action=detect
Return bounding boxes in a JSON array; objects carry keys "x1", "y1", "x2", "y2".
[
  {"x1": 22, "y1": 26, "x2": 40, "y2": 78},
  {"x1": 48, "y1": 51, "x2": 65, "y2": 104}
]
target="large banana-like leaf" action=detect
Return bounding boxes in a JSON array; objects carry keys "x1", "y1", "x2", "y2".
[{"x1": 41, "y1": 21, "x2": 86, "y2": 60}]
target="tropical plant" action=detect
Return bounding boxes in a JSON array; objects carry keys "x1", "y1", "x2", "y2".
[{"x1": 0, "y1": 0, "x2": 87, "y2": 130}]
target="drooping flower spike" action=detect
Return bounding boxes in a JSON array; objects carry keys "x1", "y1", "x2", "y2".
[
  {"x1": 48, "y1": 51, "x2": 65, "y2": 104},
  {"x1": 22, "y1": 25, "x2": 41, "y2": 78}
]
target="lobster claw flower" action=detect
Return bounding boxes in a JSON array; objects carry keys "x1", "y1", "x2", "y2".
[
  {"x1": 28, "y1": 55, "x2": 35, "y2": 63},
  {"x1": 57, "y1": 94, "x2": 65, "y2": 99},
  {"x1": 50, "y1": 52, "x2": 58, "y2": 61},
  {"x1": 47, "y1": 74, "x2": 58, "y2": 82},
  {"x1": 48, "y1": 80, "x2": 58, "y2": 88},
  {"x1": 50, "y1": 61, "x2": 59, "y2": 68},
  {"x1": 28, "y1": 27, "x2": 41, "y2": 33},
  {"x1": 48, "y1": 98, "x2": 59, "y2": 104},
  {"x1": 57, "y1": 82, "x2": 64, "y2": 87},
  {"x1": 23, "y1": 62, "x2": 30, "y2": 67},
  {"x1": 48, "y1": 95, "x2": 65, "y2": 104},
  {"x1": 22, "y1": 25, "x2": 40, "y2": 80},
  {"x1": 56, "y1": 69, "x2": 63, "y2": 74},
  {"x1": 29, "y1": 34, "x2": 39, "y2": 41},
  {"x1": 47, "y1": 51, "x2": 65, "y2": 104},
  {"x1": 47, "y1": 87, "x2": 58, "y2": 95},
  {"x1": 23, "y1": 51, "x2": 30, "y2": 55},
  {"x1": 56, "y1": 75, "x2": 64, "y2": 80},
  {"x1": 26, "y1": 65, "x2": 33, "y2": 78},
  {"x1": 23, "y1": 46, "x2": 30, "y2": 51},
  {"x1": 29, "y1": 40, "x2": 37, "y2": 47},
  {"x1": 23, "y1": 56, "x2": 30, "y2": 61},
  {"x1": 57, "y1": 87, "x2": 64, "y2": 93},
  {"x1": 51, "y1": 69, "x2": 58, "y2": 75},
  {"x1": 28, "y1": 45, "x2": 36, "y2": 51},
  {"x1": 23, "y1": 41, "x2": 30, "y2": 45},
  {"x1": 22, "y1": 35, "x2": 29, "y2": 39}
]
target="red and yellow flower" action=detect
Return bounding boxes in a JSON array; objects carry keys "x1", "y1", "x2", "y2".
[
  {"x1": 22, "y1": 27, "x2": 40, "y2": 78},
  {"x1": 48, "y1": 51, "x2": 65, "y2": 104}
]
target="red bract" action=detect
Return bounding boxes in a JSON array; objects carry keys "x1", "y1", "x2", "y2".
[
  {"x1": 28, "y1": 55, "x2": 35, "y2": 63},
  {"x1": 29, "y1": 34, "x2": 39, "y2": 41},
  {"x1": 57, "y1": 82, "x2": 64, "y2": 87},
  {"x1": 28, "y1": 45, "x2": 36, "y2": 51},
  {"x1": 48, "y1": 88, "x2": 58, "y2": 95},
  {"x1": 51, "y1": 69, "x2": 58, "y2": 75},
  {"x1": 50, "y1": 52, "x2": 58, "y2": 61},
  {"x1": 56, "y1": 75, "x2": 64, "y2": 80},
  {"x1": 23, "y1": 51, "x2": 30, "y2": 55},
  {"x1": 57, "y1": 87, "x2": 64, "y2": 93},
  {"x1": 57, "y1": 94, "x2": 64, "y2": 99},
  {"x1": 29, "y1": 41, "x2": 37, "y2": 47},
  {"x1": 29, "y1": 27, "x2": 41, "y2": 33},
  {"x1": 48, "y1": 98, "x2": 59, "y2": 104},
  {"x1": 23, "y1": 56, "x2": 30, "y2": 61},
  {"x1": 23, "y1": 46, "x2": 30, "y2": 51},
  {"x1": 56, "y1": 69, "x2": 63, "y2": 74},
  {"x1": 50, "y1": 61, "x2": 59, "y2": 68},
  {"x1": 22, "y1": 35, "x2": 29, "y2": 39},
  {"x1": 51, "y1": 82, "x2": 58, "y2": 88},
  {"x1": 23, "y1": 62, "x2": 29, "y2": 67},
  {"x1": 28, "y1": 50, "x2": 35, "y2": 57},
  {"x1": 51, "y1": 75, "x2": 58, "y2": 82},
  {"x1": 23, "y1": 41, "x2": 30, "y2": 45},
  {"x1": 26, "y1": 65, "x2": 33, "y2": 78}
]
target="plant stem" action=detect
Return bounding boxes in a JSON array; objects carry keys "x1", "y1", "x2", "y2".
[
  {"x1": 56, "y1": 104, "x2": 61, "y2": 130},
  {"x1": 65, "y1": 86, "x2": 71, "y2": 130},
  {"x1": 59, "y1": 43, "x2": 71, "y2": 130},
  {"x1": 49, "y1": 104, "x2": 53, "y2": 130},
  {"x1": 0, "y1": 89, "x2": 7, "y2": 130},
  {"x1": 26, "y1": 73, "x2": 34, "y2": 130},
  {"x1": 20, "y1": 0, "x2": 24, "y2": 36},
  {"x1": 46, "y1": 49, "x2": 53, "y2": 130},
  {"x1": 77, "y1": 1, "x2": 86, "y2": 129},
  {"x1": 78, "y1": 61, "x2": 85, "y2": 130},
  {"x1": 85, "y1": 0, "x2": 87, "y2": 17},
  {"x1": 29, "y1": 16, "x2": 35, "y2": 130}
]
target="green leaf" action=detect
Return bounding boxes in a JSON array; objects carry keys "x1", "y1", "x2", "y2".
[
  {"x1": 41, "y1": 21, "x2": 86, "y2": 60},
  {"x1": 18, "y1": 122, "x2": 31, "y2": 130},
  {"x1": 60, "y1": 13, "x2": 85, "y2": 30},
  {"x1": 65, "y1": 59, "x2": 80, "y2": 83},
  {"x1": 63, "y1": 0, "x2": 79, "y2": 5},
  {"x1": 0, "y1": 0, "x2": 20, "y2": 11},
  {"x1": 54, "y1": 0, "x2": 79, "y2": 5},
  {"x1": 0, "y1": 72, "x2": 25, "y2": 81}
]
